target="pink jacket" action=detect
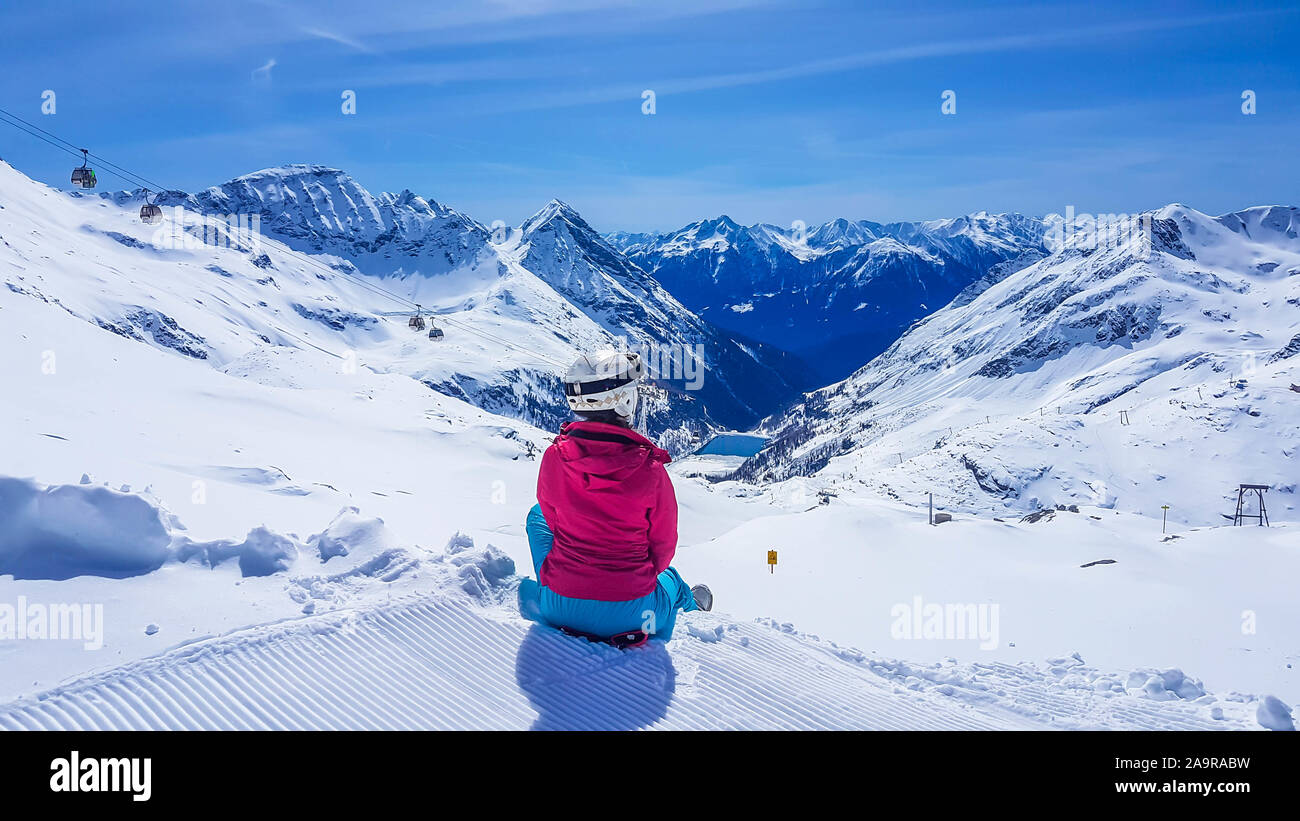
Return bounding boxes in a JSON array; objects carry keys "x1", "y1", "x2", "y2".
[{"x1": 536, "y1": 421, "x2": 678, "y2": 601}]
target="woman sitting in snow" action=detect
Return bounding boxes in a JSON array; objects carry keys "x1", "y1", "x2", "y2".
[{"x1": 526, "y1": 349, "x2": 711, "y2": 646}]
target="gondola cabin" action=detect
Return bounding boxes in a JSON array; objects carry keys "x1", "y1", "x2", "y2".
[
  {"x1": 71, "y1": 166, "x2": 96, "y2": 189},
  {"x1": 71, "y1": 149, "x2": 96, "y2": 189}
]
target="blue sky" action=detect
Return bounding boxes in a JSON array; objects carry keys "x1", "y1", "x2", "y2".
[{"x1": 2, "y1": 0, "x2": 1297, "y2": 231}]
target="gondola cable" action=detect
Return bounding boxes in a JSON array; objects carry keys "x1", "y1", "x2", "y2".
[{"x1": 0, "y1": 107, "x2": 570, "y2": 369}]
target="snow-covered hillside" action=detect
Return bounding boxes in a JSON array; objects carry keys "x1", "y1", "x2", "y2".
[
  {"x1": 2, "y1": 159, "x2": 1296, "y2": 730},
  {"x1": 741, "y1": 205, "x2": 1300, "y2": 528},
  {"x1": 100, "y1": 164, "x2": 806, "y2": 446},
  {"x1": 610, "y1": 212, "x2": 1048, "y2": 380}
]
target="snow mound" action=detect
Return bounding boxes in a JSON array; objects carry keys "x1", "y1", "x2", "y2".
[
  {"x1": 175, "y1": 527, "x2": 301, "y2": 577},
  {"x1": 0, "y1": 476, "x2": 421, "y2": 583},
  {"x1": 1126, "y1": 668, "x2": 1206, "y2": 701},
  {"x1": 283, "y1": 523, "x2": 513, "y2": 612},
  {"x1": 307, "y1": 506, "x2": 394, "y2": 563},
  {"x1": 0, "y1": 477, "x2": 173, "y2": 580},
  {"x1": 444, "y1": 533, "x2": 515, "y2": 602},
  {"x1": 1255, "y1": 695, "x2": 1295, "y2": 731}
]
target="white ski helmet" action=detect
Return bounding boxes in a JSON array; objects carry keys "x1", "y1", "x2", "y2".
[{"x1": 564, "y1": 349, "x2": 645, "y2": 419}]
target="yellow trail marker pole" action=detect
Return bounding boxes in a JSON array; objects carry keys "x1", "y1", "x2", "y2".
[{"x1": 767, "y1": 550, "x2": 777, "y2": 574}]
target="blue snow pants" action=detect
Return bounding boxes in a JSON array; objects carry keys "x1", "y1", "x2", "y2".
[{"x1": 526, "y1": 504, "x2": 697, "y2": 641}]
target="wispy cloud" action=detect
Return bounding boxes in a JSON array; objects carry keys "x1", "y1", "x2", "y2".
[
  {"x1": 251, "y1": 58, "x2": 277, "y2": 82},
  {"x1": 247, "y1": 0, "x2": 776, "y2": 51},
  {"x1": 474, "y1": 9, "x2": 1287, "y2": 115},
  {"x1": 659, "y1": 11, "x2": 1278, "y2": 94},
  {"x1": 301, "y1": 27, "x2": 376, "y2": 54}
]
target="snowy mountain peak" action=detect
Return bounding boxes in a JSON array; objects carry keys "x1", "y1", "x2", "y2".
[
  {"x1": 863, "y1": 235, "x2": 934, "y2": 259},
  {"x1": 224, "y1": 163, "x2": 349, "y2": 184},
  {"x1": 694, "y1": 215, "x2": 744, "y2": 233},
  {"x1": 136, "y1": 165, "x2": 495, "y2": 278},
  {"x1": 518, "y1": 199, "x2": 637, "y2": 273},
  {"x1": 208, "y1": 164, "x2": 391, "y2": 215},
  {"x1": 1215, "y1": 205, "x2": 1300, "y2": 251},
  {"x1": 519, "y1": 198, "x2": 675, "y2": 301},
  {"x1": 381, "y1": 188, "x2": 442, "y2": 213},
  {"x1": 806, "y1": 217, "x2": 880, "y2": 248},
  {"x1": 521, "y1": 198, "x2": 592, "y2": 236}
]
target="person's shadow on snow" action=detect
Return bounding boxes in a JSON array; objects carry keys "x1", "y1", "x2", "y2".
[{"x1": 515, "y1": 581, "x2": 676, "y2": 731}]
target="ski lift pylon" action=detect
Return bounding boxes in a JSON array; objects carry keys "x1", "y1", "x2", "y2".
[{"x1": 70, "y1": 149, "x2": 97, "y2": 189}]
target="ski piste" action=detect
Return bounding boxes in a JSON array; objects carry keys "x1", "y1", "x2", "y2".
[{"x1": 0, "y1": 585, "x2": 1275, "y2": 732}]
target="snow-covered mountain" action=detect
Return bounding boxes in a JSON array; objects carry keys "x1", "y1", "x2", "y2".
[
  {"x1": 174, "y1": 164, "x2": 493, "y2": 278},
  {"x1": 738, "y1": 204, "x2": 1300, "y2": 525},
  {"x1": 510, "y1": 199, "x2": 811, "y2": 432},
  {"x1": 609, "y1": 212, "x2": 1049, "y2": 381},
  {"x1": 100, "y1": 165, "x2": 808, "y2": 448},
  {"x1": 4, "y1": 157, "x2": 1298, "y2": 727}
]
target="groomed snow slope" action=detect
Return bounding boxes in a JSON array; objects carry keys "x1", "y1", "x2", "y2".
[
  {"x1": 3, "y1": 470, "x2": 1289, "y2": 730},
  {"x1": 0, "y1": 581, "x2": 1270, "y2": 731}
]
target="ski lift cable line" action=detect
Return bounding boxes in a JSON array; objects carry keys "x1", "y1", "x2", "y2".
[
  {"x1": 0, "y1": 109, "x2": 569, "y2": 370},
  {"x1": 0, "y1": 107, "x2": 163, "y2": 193},
  {"x1": 0, "y1": 112, "x2": 104, "y2": 168},
  {"x1": 0, "y1": 109, "x2": 518, "y2": 335},
  {"x1": 0, "y1": 112, "x2": 163, "y2": 203},
  {"x1": 0, "y1": 117, "x2": 352, "y2": 362},
  {"x1": 0, "y1": 107, "x2": 562, "y2": 366}
]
